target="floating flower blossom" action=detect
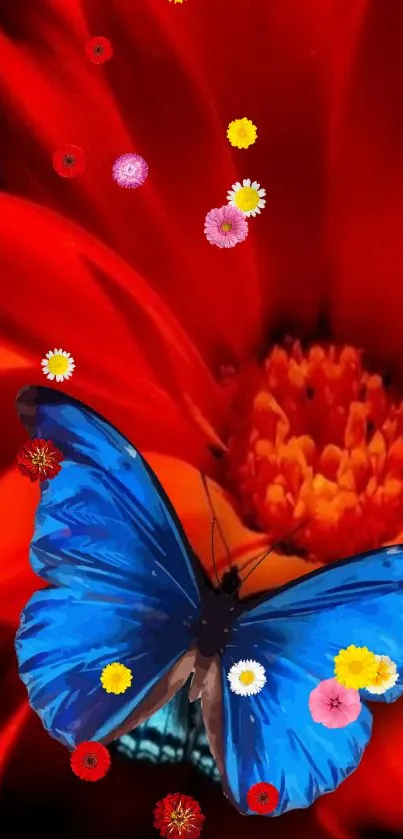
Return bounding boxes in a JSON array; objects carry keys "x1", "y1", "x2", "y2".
[
  {"x1": 204, "y1": 205, "x2": 248, "y2": 249},
  {"x1": 366, "y1": 655, "x2": 399, "y2": 694},
  {"x1": 334, "y1": 645, "x2": 378, "y2": 690},
  {"x1": 16, "y1": 438, "x2": 63, "y2": 482},
  {"x1": 52, "y1": 144, "x2": 86, "y2": 178},
  {"x1": 112, "y1": 153, "x2": 148, "y2": 189},
  {"x1": 85, "y1": 36, "x2": 113, "y2": 64},
  {"x1": 41, "y1": 349, "x2": 75, "y2": 382},
  {"x1": 309, "y1": 677, "x2": 362, "y2": 728},
  {"x1": 100, "y1": 662, "x2": 132, "y2": 694},
  {"x1": 227, "y1": 179, "x2": 266, "y2": 217},
  {"x1": 247, "y1": 782, "x2": 280, "y2": 814},
  {"x1": 227, "y1": 178, "x2": 266, "y2": 216},
  {"x1": 70, "y1": 742, "x2": 111, "y2": 782},
  {"x1": 227, "y1": 659, "x2": 266, "y2": 696},
  {"x1": 153, "y1": 792, "x2": 204, "y2": 838},
  {"x1": 227, "y1": 117, "x2": 257, "y2": 149}
]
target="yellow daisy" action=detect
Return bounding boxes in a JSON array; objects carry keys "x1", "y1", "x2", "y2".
[
  {"x1": 366, "y1": 655, "x2": 399, "y2": 695},
  {"x1": 100, "y1": 662, "x2": 132, "y2": 695},
  {"x1": 227, "y1": 117, "x2": 257, "y2": 149},
  {"x1": 334, "y1": 645, "x2": 378, "y2": 690}
]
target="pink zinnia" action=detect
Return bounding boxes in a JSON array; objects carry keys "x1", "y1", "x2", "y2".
[
  {"x1": 308, "y1": 678, "x2": 362, "y2": 729},
  {"x1": 204, "y1": 205, "x2": 248, "y2": 248}
]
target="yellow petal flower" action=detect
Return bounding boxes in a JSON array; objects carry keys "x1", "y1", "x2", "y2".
[
  {"x1": 227, "y1": 117, "x2": 257, "y2": 149},
  {"x1": 334, "y1": 645, "x2": 378, "y2": 689},
  {"x1": 100, "y1": 662, "x2": 132, "y2": 695}
]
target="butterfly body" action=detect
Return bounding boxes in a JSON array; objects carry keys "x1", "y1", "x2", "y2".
[{"x1": 14, "y1": 386, "x2": 403, "y2": 817}]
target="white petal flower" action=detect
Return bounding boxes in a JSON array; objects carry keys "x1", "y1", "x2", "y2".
[
  {"x1": 227, "y1": 178, "x2": 266, "y2": 217},
  {"x1": 366, "y1": 654, "x2": 399, "y2": 694},
  {"x1": 41, "y1": 349, "x2": 75, "y2": 383},
  {"x1": 227, "y1": 659, "x2": 266, "y2": 696}
]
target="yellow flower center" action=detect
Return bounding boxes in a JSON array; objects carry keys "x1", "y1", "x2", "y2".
[
  {"x1": 348, "y1": 660, "x2": 363, "y2": 675},
  {"x1": 224, "y1": 341, "x2": 403, "y2": 564},
  {"x1": 237, "y1": 127, "x2": 247, "y2": 137},
  {"x1": 239, "y1": 669, "x2": 255, "y2": 685},
  {"x1": 30, "y1": 447, "x2": 48, "y2": 467},
  {"x1": 170, "y1": 808, "x2": 187, "y2": 826},
  {"x1": 221, "y1": 222, "x2": 232, "y2": 232},
  {"x1": 47, "y1": 354, "x2": 69, "y2": 375},
  {"x1": 234, "y1": 186, "x2": 260, "y2": 212}
]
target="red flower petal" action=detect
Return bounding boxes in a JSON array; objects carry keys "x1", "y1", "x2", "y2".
[
  {"x1": 52, "y1": 144, "x2": 86, "y2": 178},
  {"x1": 246, "y1": 781, "x2": 280, "y2": 814},
  {"x1": 153, "y1": 792, "x2": 205, "y2": 838},
  {"x1": 16, "y1": 438, "x2": 63, "y2": 482},
  {"x1": 70, "y1": 742, "x2": 111, "y2": 782},
  {"x1": 85, "y1": 36, "x2": 113, "y2": 65}
]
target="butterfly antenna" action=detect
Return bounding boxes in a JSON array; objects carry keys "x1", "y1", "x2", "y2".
[
  {"x1": 200, "y1": 472, "x2": 232, "y2": 571},
  {"x1": 210, "y1": 518, "x2": 221, "y2": 587},
  {"x1": 236, "y1": 520, "x2": 309, "y2": 592}
]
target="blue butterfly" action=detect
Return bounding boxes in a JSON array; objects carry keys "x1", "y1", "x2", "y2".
[
  {"x1": 113, "y1": 682, "x2": 220, "y2": 784},
  {"x1": 15, "y1": 386, "x2": 403, "y2": 816}
]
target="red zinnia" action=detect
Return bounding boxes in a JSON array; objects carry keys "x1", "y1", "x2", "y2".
[
  {"x1": 70, "y1": 741, "x2": 111, "y2": 782},
  {"x1": 52, "y1": 144, "x2": 86, "y2": 178},
  {"x1": 16, "y1": 438, "x2": 63, "y2": 482},
  {"x1": 246, "y1": 781, "x2": 280, "y2": 814},
  {"x1": 85, "y1": 36, "x2": 113, "y2": 65},
  {"x1": 153, "y1": 793, "x2": 205, "y2": 838}
]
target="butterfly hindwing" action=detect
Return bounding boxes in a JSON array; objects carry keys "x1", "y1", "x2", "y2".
[
  {"x1": 15, "y1": 387, "x2": 202, "y2": 749},
  {"x1": 206, "y1": 547, "x2": 403, "y2": 815}
]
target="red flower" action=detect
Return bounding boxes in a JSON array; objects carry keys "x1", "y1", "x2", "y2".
[
  {"x1": 247, "y1": 782, "x2": 280, "y2": 815},
  {"x1": 85, "y1": 36, "x2": 113, "y2": 65},
  {"x1": 52, "y1": 144, "x2": 86, "y2": 178},
  {"x1": 153, "y1": 793, "x2": 204, "y2": 838},
  {"x1": 70, "y1": 742, "x2": 111, "y2": 782},
  {"x1": 16, "y1": 438, "x2": 63, "y2": 482}
]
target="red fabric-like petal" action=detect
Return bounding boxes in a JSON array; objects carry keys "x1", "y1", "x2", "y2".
[
  {"x1": 0, "y1": 0, "x2": 334, "y2": 358},
  {"x1": 329, "y1": 1, "x2": 403, "y2": 377},
  {"x1": 0, "y1": 194, "x2": 226, "y2": 469}
]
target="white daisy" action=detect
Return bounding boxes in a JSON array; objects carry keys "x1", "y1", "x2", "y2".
[
  {"x1": 227, "y1": 659, "x2": 266, "y2": 696},
  {"x1": 41, "y1": 348, "x2": 75, "y2": 383},
  {"x1": 227, "y1": 179, "x2": 266, "y2": 217},
  {"x1": 366, "y1": 654, "x2": 399, "y2": 694}
]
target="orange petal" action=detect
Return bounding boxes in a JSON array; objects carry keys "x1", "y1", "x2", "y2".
[{"x1": 146, "y1": 453, "x2": 323, "y2": 597}]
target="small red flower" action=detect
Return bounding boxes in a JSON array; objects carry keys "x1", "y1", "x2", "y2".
[
  {"x1": 246, "y1": 782, "x2": 280, "y2": 814},
  {"x1": 85, "y1": 36, "x2": 113, "y2": 65},
  {"x1": 52, "y1": 144, "x2": 86, "y2": 178},
  {"x1": 16, "y1": 438, "x2": 63, "y2": 482},
  {"x1": 70, "y1": 742, "x2": 111, "y2": 782},
  {"x1": 153, "y1": 793, "x2": 205, "y2": 838}
]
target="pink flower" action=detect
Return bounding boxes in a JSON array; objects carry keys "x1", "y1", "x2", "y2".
[
  {"x1": 204, "y1": 205, "x2": 248, "y2": 248},
  {"x1": 308, "y1": 678, "x2": 362, "y2": 729},
  {"x1": 112, "y1": 153, "x2": 148, "y2": 189}
]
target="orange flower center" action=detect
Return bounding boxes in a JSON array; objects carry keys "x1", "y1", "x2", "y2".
[
  {"x1": 224, "y1": 341, "x2": 403, "y2": 563},
  {"x1": 221, "y1": 222, "x2": 232, "y2": 232}
]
